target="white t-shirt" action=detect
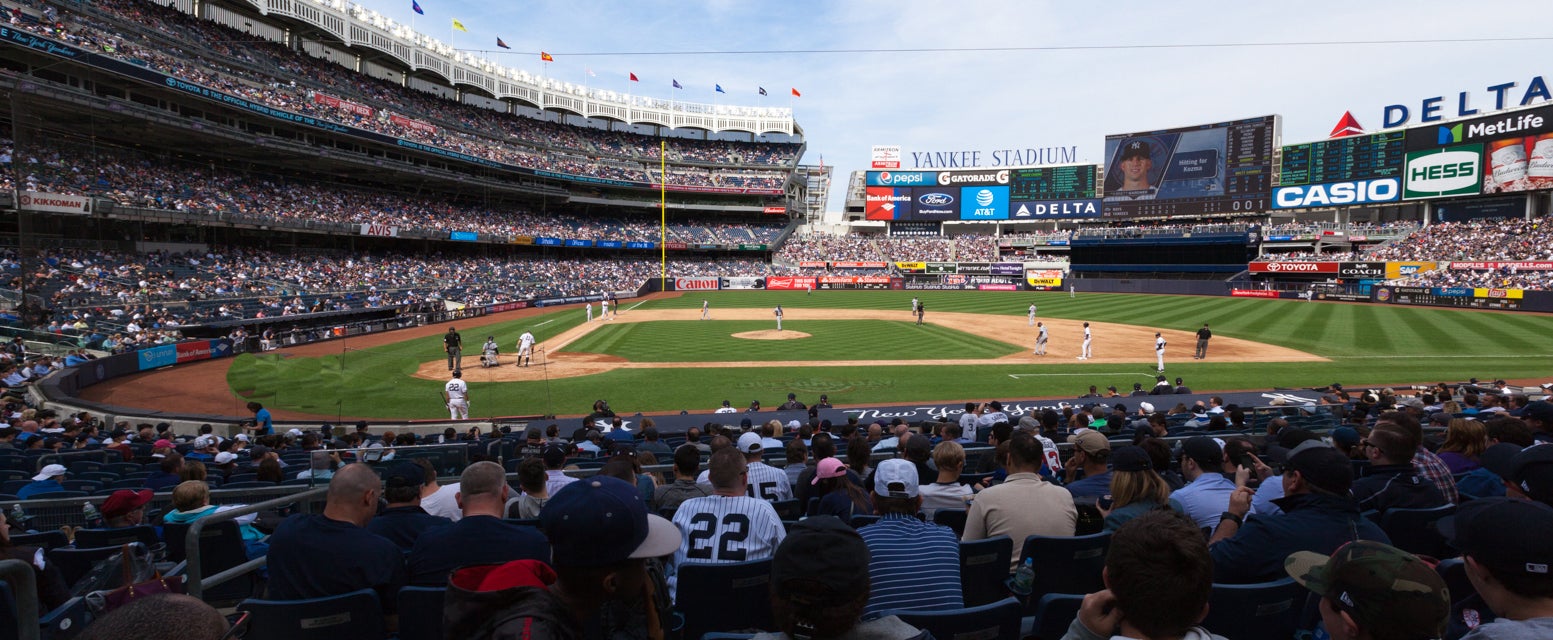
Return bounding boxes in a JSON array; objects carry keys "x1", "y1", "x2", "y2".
[
  {"x1": 919, "y1": 481, "x2": 974, "y2": 518},
  {"x1": 421, "y1": 483, "x2": 462, "y2": 521}
]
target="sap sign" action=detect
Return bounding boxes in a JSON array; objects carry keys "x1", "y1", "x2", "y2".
[
  {"x1": 867, "y1": 171, "x2": 937, "y2": 187},
  {"x1": 1010, "y1": 199, "x2": 1102, "y2": 219},
  {"x1": 1404, "y1": 146, "x2": 1483, "y2": 199},
  {"x1": 1273, "y1": 179, "x2": 1400, "y2": 209},
  {"x1": 960, "y1": 185, "x2": 1009, "y2": 220}
]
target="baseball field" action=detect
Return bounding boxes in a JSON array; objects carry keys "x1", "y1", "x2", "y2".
[{"x1": 87, "y1": 290, "x2": 1553, "y2": 420}]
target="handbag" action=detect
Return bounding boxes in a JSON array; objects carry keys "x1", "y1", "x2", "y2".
[{"x1": 85, "y1": 543, "x2": 185, "y2": 614}]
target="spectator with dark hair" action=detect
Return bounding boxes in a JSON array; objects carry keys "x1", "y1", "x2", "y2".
[
  {"x1": 407, "y1": 461, "x2": 549, "y2": 585},
  {"x1": 266, "y1": 464, "x2": 406, "y2": 607},
  {"x1": 1099, "y1": 446, "x2": 1180, "y2": 532},
  {"x1": 1209, "y1": 442, "x2": 1389, "y2": 584},
  {"x1": 1457, "y1": 442, "x2": 1521, "y2": 500},
  {"x1": 963, "y1": 431, "x2": 1077, "y2": 570},
  {"x1": 783, "y1": 438, "x2": 808, "y2": 487},
  {"x1": 1376, "y1": 411, "x2": 1459, "y2": 504},
  {"x1": 639, "y1": 427, "x2": 671, "y2": 457},
  {"x1": 1484, "y1": 444, "x2": 1553, "y2": 508},
  {"x1": 77, "y1": 594, "x2": 228, "y2": 640},
  {"x1": 1522, "y1": 400, "x2": 1553, "y2": 444},
  {"x1": 0, "y1": 508, "x2": 69, "y2": 611},
  {"x1": 143, "y1": 452, "x2": 183, "y2": 491},
  {"x1": 846, "y1": 435, "x2": 874, "y2": 479},
  {"x1": 669, "y1": 449, "x2": 785, "y2": 595},
  {"x1": 1488, "y1": 417, "x2": 1536, "y2": 447},
  {"x1": 1284, "y1": 541, "x2": 1450, "y2": 640},
  {"x1": 752, "y1": 516, "x2": 930, "y2": 640},
  {"x1": 1172, "y1": 437, "x2": 1245, "y2": 530},
  {"x1": 857, "y1": 459, "x2": 963, "y2": 615},
  {"x1": 1441, "y1": 497, "x2": 1553, "y2": 638},
  {"x1": 1140, "y1": 438, "x2": 1185, "y2": 490},
  {"x1": 512, "y1": 458, "x2": 550, "y2": 519},
  {"x1": 812, "y1": 457, "x2": 873, "y2": 519},
  {"x1": 365, "y1": 461, "x2": 451, "y2": 550},
  {"x1": 654, "y1": 444, "x2": 711, "y2": 515},
  {"x1": 1062, "y1": 509, "x2": 1224, "y2": 640},
  {"x1": 684, "y1": 426, "x2": 710, "y2": 453},
  {"x1": 1351, "y1": 423, "x2": 1447, "y2": 516},
  {"x1": 445, "y1": 476, "x2": 682, "y2": 639},
  {"x1": 543, "y1": 444, "x2": 579, "y2": 497}
]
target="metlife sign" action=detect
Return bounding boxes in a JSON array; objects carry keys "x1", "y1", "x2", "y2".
[
  {"x1": 960, "y1": 185, "x2": 1009, "y2": 219},
  {"x1": 1272, "y1": 178, "x2": 1401, "y2": 209},
  {"x1": 1403, "y1": 103, "x2": 1553, "y2": 152},
  {"x1": 1403, "y1": 145, "x2": 1484, "y2": 199}
]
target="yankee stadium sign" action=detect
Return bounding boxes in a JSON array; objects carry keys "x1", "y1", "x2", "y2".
[{"x1": 908, "y1": 146, "x2": 1079, "y2": 169}]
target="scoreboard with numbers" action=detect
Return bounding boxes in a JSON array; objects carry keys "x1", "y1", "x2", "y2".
[
  {"x1": 1278, "y1": 131, "x2": 1406, "y2": 187},
  {"x1": 1009, "y1": 164, "x2": 1097, "y2": 200},
  {"x1": 1102, "y1": 115, "x2": 1279, "y2": 218}
]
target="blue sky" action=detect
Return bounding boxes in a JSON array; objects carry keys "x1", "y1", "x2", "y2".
[{"x1": 357, "y1": 0, "x2": 1553, "y2": 212}]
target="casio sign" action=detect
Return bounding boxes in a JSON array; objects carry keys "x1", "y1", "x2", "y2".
[
  {"x1": 1273, "y1": 179, "x2": 1400, "y2": 209},
  {"x1": 918, "y1": 192, "x2": 954, "y2": 206},
  {"x1": 1404, "y1": 148, "x2": 1483, "y2": 198}
]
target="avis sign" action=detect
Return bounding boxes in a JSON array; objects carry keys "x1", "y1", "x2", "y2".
[{"x1": 1404, "y1": 145, "x2": 1484, "y2": 199}]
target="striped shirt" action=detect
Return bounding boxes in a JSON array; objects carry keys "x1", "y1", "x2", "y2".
[
  {"x1": 670, "y1": 495, "x2": 785, "y2": 597},
  {"x1": 545, "y1": 470, "x2": 578, "y2": 497},
  {"x1": 858, "y1": 513, "x2": 963, "y2": 616},
  {"x1": 744, "y1": 461, "x2": 794, "y2": 502}
]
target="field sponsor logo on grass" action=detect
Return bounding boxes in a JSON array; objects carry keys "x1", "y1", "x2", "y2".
[
  {"x1": 978, "y1": 284, "x2": 1019, "y2": 291},
  {"x1": 1448, "y1": 261, "x2": 1553, "y2": 270},
  {"x1": 1231, "y1": 289, "x2": 1281, "y2": 298},
  {"x1": 675, "y1": 278, "x2": 720, "y2": 291},
  {"x1": 1249, "y1": 262, "x2": 1339, "y2": 274}
]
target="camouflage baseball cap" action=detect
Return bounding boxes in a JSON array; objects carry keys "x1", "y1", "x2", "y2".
[{"x1": 1285, "y1": 541, "x2": 1449, "y2": 638}]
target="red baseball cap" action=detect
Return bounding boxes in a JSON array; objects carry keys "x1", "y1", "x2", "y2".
[{"x1": 100, "y1": 489, "x2": 152, "y2": 519}]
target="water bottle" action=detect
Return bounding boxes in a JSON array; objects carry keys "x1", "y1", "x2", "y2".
[
  {"x1": 1009, "y1": 557, "x2": 1035, "y2": 596},
  {"x1": 10, "y1": 503, "x2": 28, "y2": 531},
  {"x1": 83, "y1": 501, "x2": 102, "y2": 529}
]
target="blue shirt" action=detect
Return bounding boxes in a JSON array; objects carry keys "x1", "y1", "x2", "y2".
[
  {"x1": 1065, "y1": 471, "x2": 1113, "y2": 499},
  {"x1": 858, "y1": 513, "x2": 963, "y2": 616},
  {"x1": 1171, "y1": 473, "x2": 1249, "y2": 531},
  {"x1": 267, "y1": 514, "x2": 406, "y2": 609},
  {"x1": 254, "y1": 408, "x2": 273, "y2": 436},
  {"x1": 16, "y1": 479, "x2": 64, "y2": 499},
  {"x1": 143, "y1": 472, "x2": 182, "y2": 492},
  {"x1": 406, "y1": 515, "x2": 550, "y2": 586},
  {"x1": 365, "y1": 505, "x2": 452, "y2": 551}
]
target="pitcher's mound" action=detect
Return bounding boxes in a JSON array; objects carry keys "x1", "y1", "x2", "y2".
[{"x1": 732, "y1": 330, "x2": 811, "y2": 341}]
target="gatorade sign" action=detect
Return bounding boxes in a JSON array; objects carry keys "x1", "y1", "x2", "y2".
[{"x1": 1403, "y1": 145, "x2": 1483, "y2": 199}]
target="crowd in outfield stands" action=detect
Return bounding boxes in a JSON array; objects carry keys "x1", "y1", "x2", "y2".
[
  {"x1": 5, "y1": 1, "x2": 796, "y2": 188},
  {"x1": 1265, "y1": 217, "x2": 1553, "y2": 289},
  {"x1": 14, "y1": 379, "x2": 1553, "y2": 639},
  {"x1": 2, "y1": 249, "x2": 770, "y2": 349},
  {"x1": 0, "y1": 138, "x2": 785, "y2": 245},
  {"x1": 774, "y1": 234, "x2": 998, "y2": 267}
]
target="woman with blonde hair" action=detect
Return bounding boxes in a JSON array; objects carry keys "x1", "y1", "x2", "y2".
[
  {"x1": 1098, "y1": 445, "x2": 1181, "y2": 532},
  {"x1": 1436, "y1": 418, "x2": 1487, "y2": 474}
]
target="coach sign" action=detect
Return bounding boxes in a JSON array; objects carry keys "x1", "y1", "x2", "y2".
[
  {"x1": 1249, "y1": 262, "x2": 1339, "y2": 274},
  {"x1": 19, "y1": 191, "x2": 91, "y2": 215},
  {"x1": 1339, "y1": 262, "x2": 1386, "y2": 278}
]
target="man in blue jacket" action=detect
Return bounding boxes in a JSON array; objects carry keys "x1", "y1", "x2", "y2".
[{"x1": 1208, "y1": 441, "x2": 1389, "y2": 584}]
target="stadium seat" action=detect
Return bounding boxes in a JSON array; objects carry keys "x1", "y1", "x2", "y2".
[
  {"x1": 104, "y1": 463, "x2": 142, "y2": 476},
  {"x1": 850, "y1": 515, "x2": 881, "y2": 529},
  {"x1": 1436, "y1": 558, "x2": 1474, "y2": 605},
  {"x1": 932, "y1": 508, "x2": 967, "y2": 537},
  {"x1": 60, "y1": 480, "x2": 101, "y2": 493},
  {"x1": 770, "y1": 499, "x2": 803, "y2": 520},
  {"x1": 222, "y1": 481, "x2": 281, "y2": 489},
  {"x1": 396, "y1": 586, "x2": 447, "y2": 640},
  {"x1": 74, "y1": 525, "x2": 160, "y2": 549},
  {"x1": 1200, "y1": 577, "x2": 1306, "y2": 640},
  {"x1": 66, "y1": 462, "x2": 102, "y2": 475},
  {"x1": 957, "y1": 536, "x2": 1012, "y2": 607},
  {"x1": 674, "y1": 559, "x2": 774, "y2": 639},
  {"x1": 238, "y1": 588, "x2": 385, "y2": 640},
  {"x1": 1379, "y1": 504, "x2": 1456, "y2": 559},
  {"x1": 25, "y1": 492, "x2": 87, "y2": 500},
  {"x1": 0, "y1": 579, "x2": 19, "y2": 640},
  {"x1": 225, "y1": 473, "x2": 260, "y2": 484},
  {"x1": 887, "y1": 596, "x2": 1021, "y2": 640},
  {"x1": 162, "y1": 520, "x2": 256, "y2": 604},
  {"x1": 39, "y1": 597, "x2": 89, "y2": 640},
  {"x1": 1028, "y1": 593, "x2": 1084, "y2": 640},
  {"x1": 8, "y1": 531, "x2": 68, "y2": 551},
  {"x1": 1018, "y1": 532, "x2": 1111, "y2": 612},
  {"x1": 48, "y1": 544, "x2": 140, "y2": 587},
  {"x1": 0, "y1": 480, "x2": 27, "y2": 495}
]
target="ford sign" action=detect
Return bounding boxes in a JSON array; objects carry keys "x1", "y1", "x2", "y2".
[{"x1": 918, "y1": 192, "x2": 954, "y2": 206}]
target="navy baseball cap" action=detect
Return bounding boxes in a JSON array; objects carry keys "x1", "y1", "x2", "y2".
[
  {"x1": 384, "y1": 461, "x2": 425, "y2": 489},
  {"x1": 1110, "y1": 446, "x2": 1151, "y2": 472},
  {"x1": 1440, "y1": 497, "x2": 1553, "y2": 576},
  {"x1": 540, "y1": 476, "x2": 680, "y2": 567},
  {"x1": 1121, "y1": 140, "x2": 1151, "y2": 160}
]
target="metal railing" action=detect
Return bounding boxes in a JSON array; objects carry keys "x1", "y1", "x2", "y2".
[
  {"x1": 184, "y1": 487, "x2": 327, "y2": 599},
  {"x1": 0, "y1": 559, "x2": 40, "y2": 640}
]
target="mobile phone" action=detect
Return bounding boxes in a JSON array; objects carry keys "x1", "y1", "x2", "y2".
[{"x1": 1097, "y1": 494, "x2": 1114, "y2": 510}]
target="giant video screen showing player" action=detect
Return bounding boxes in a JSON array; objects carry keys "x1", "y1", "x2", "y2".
[{"x1": 1102, "y1": 115, "x2": 1278, "y2": 218}]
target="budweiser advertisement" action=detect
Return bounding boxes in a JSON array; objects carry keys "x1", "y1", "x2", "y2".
[
  {"x1": 1248, "y1": 261, "x2": 1339, "y2": 274},
  {"x1": 1231, "y1": 289, "x2": 1282, "y2": 298},
  {"x1": 674, "y1": 278, "x2": 720, "y2": 291},
  {"x1": 766, "y1": 276, "x2": 817, "y2": 291},
  {"x1": 19, "y1": 191, "x2": 91, "y2": 215},
  {"x1": 763, "y1": 206, "x2": 787, "y2": 214}
]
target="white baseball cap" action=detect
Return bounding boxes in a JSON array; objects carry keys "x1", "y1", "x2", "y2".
[
  {"x1": 873, "y1": 459, "x2": 920, "y2": 499},
  {"x1": 786, "y1": 420, "x2": 801, "y2": 430},
  {"x1": 32, "y1": 464, "x2": 66, "y2": 482},
  {"x1": 214, "y1": 452, "x2": 238, "y2": 464},
  {"x1": 234, "y1": 434, "x2": 251, "y2": 443},
  {"x1": 736, "y1": 432, "x2": 763, "y2": 454},
  {"x1": 286, "y1": 429, "x2": 304, "y2": 438},
  {"x1": 1140, "y1": 402, "x2": 1155, "y2": 414}
]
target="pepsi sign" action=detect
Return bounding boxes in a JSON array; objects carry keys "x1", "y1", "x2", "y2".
[{"x1": 867, "y1": 171, "x2": 937, "y2": 187}]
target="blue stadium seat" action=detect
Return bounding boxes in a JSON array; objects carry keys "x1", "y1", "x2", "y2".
[
  {"x1": 1029, "y1": 593, "x2": 1084, "y2": 640},
  {"x1": 888, "y1": 597, "x2": 1021, "y2": 640},
  {"x1": 60, "y1": 480, "x2": 101, "y2": 493},
  {"x1": 1436, "y1": 558, "x2": 1473, "y2": 605},
  {"x1": 932, "y1": 509, "x2": 967, "y2": 537},
  {"x1": 396, "y1": 586, "x2": 447, "y2": 640},
  {"x1": 1379, "y1": 504, "x2": 1456, "y2": 559},
  {"x1": 104, "y1": 463, "x2": 142, "y2": 476},
  {"x1": 66, "y1": 461, "x2": 102, "y2": 476},
  {"x1": 238, "y1": 588, "x2": 385, "y2": 640},
  {"x1": 0, "y1": 579, "x2": 19, "y2": 640},
  {"x1": 78, "y1": 472, "x2": 119, "y2": 483},
  {"x1": 1018, "y1": 532, "x2": 1111, "y2": 613},
  {"x1": 849, "y1": 515, "x2": 881, "y2": 529},
  {"x1": 7, "y1": 531, "x2": 68, "y2": 551},
  {"x1": 0, "y1": 480, "x2": 27, "y2": 495},
  {"x1": 1200, "y1": 577, "x2": 1306, "y2": 640},
  {"x1": 48, "y1": 544, "x2": 140, "y2": 587},
  {"x1": 221, "y1": 481, "x2": 280, "y2": 489},
  {"x1": 162, "y1": 520, "x2": 256, "y2": 604},
  {"x1": 674, "y1": 559, "x2": 774, "y2": 639},
  {"x1": 39, "y1": 597, "x2": 89, "y2": 640},
  {"x1": 769, "y1": 499, "x2": 803, "y2": 520},
  {"x1": 957, "y1": 536, "x2": 1012, "y2": 608},
  {"x1": 74, "y1": 525, "x2": 160, "y2": 549},
  {"x1": 25, "y1": 492, "x2": 87, "y2": 500}
]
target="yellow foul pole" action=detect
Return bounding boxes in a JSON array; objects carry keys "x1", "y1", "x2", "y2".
[{"x1": 660, "y1": 140, "x2": 667, "y2": 291}]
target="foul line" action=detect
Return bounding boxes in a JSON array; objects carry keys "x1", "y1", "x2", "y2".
[
  {"x1": 1008, "y1": 372, "x2": 1155, "y2": 379},
  {"x1": 626, "y1": 300, "x2": 648, "y2": 312},
  {"x1": 1327, "y1": 354, "x2": 1553, "y2": 359},
  {"x1": 533, "y1": 319, "x2": 556, "y2": 327}
]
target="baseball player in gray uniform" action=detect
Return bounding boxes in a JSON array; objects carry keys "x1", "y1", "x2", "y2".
[
  {"x1": 1034, "y1": 322, "x2": 1048, "y2": 355},
  {"x1": 701, "y1": 299, "x2": 710, "y2": 320},
  {"x1": 670, "y1": 449, "x2": 786, "y2": 596}
]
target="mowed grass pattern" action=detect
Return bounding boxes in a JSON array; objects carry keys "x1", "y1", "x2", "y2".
[
  {"x1": 226, "y1": 290, "x2": 1553, "y2": 418},
  {"x1": 565, "y1": 320, "x2": 1020, "y2": 362}
]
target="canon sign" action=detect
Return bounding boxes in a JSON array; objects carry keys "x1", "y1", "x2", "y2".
[
  {"x1": 674, "y1": 278, "x2": 719, "y2": 291},
  {"x1": 1250, "y1": 262, "x2": 1339, "y2": 274}
]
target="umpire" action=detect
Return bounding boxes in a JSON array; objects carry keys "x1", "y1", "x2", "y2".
[
  {"x1": 1194, "y1": 323, "x2": 1211, "y2": 360},
  {"x1": 444, "y1": 326, "x2": 462, "y2": 370}
]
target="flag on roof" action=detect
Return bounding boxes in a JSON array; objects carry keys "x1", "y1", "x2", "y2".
[
  {"x1": 412, "y1": 0, "x2": 423, "y2": 15},
  {"x1": 496, "y1": 38, "x2": 510, "y2": 49}
]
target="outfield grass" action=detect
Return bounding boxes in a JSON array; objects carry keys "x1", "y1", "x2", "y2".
[
  {"x1": 226, "y1": 290, "x2": 1553, "y2": 418},
  {"x1": 564, "y1": 320, "x2": 1019, "y2": 362}
]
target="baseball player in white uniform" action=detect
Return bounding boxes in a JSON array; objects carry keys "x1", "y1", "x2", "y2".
[
  {"x1": 1034, "y1": 322, "x2": 1048, "y2": 355},
  {"x1": 1079, "y1": 322, "x2": 1092, "y2": 360},
  {"x1": 517, "y1": 330, "x2": 536, "y2": 367},
  {"x1": 601, "y1": 298, "x2": 610, "y2": 320},
  {"x1": 911, "y1": 297, "x2": 920, "y2": 314},
  {"x1": 443, "y1": 370, "x2": 469, "y2": 420},
  {"x1": 670, "y1": 449, "x2": 786, "y2": 596},
  {"x1": 1027, "y1": 303, "x2": 1037, "y2": 326},
  {"x1": 1155, "y1": 332, "x2": 1167, "y2": 372},
  {"x1": 773, "y1": 305, "x2": 783, "y2": 331},
  {"x1": 701, "y1": 299, "x2": 710, "y2": 320},
  {"x1": 586, "y1": 300, "x2": 593, "y2": 322}
]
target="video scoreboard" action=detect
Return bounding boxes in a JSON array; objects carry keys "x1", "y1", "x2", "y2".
[
  {"x1": 1279, "y1": 131, "x2": 1406, "y2": 186},
  {"x1": 1102, "y1": 115, "x2": 1279, "y2": 218}
]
